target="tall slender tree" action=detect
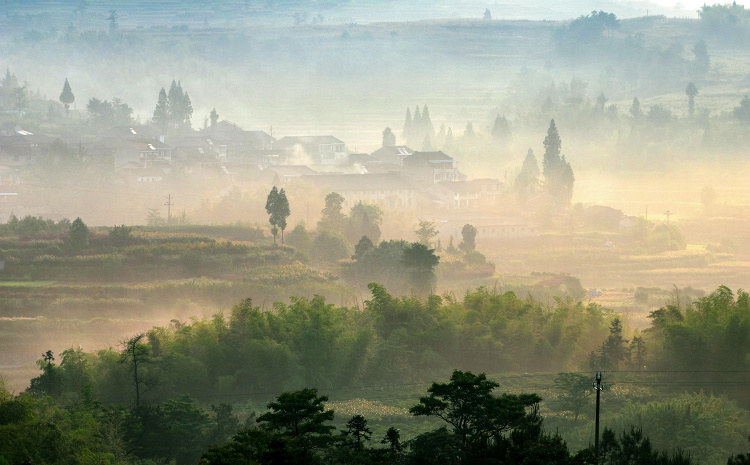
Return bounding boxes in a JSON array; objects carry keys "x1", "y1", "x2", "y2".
[
  {"x1": 153, "y1": 88, "x2": 169, "y2": 131},
  {"x1": 59, "y1": 78, "x2": 75, "y2": 114}
]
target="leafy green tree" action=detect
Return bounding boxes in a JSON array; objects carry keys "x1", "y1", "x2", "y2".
[
  {"x1": 345, "y1": 202, "x2": 382, "y2": 244},
  {"x1": 68, "y1": 217, "x2": 90, "y2": 250},
  {"x1": 686, "y1": 82, "x2": 698, "y2": 116},
  {"x1": 59, "y1": 78, "x2": 75, "y2": 113},
  {"x1": 402, "y1": 242, "x2": 439, "y2": 295},
  {"x1": 287, "y1": 221, "x2": 312, "y2": 255},
  {"x1": 552, "y1": 373, "x2": 592, "y2": 422},
  {"x1": 266, "y1": 187, "x2": 291, "y2": 244},
  {"x1": 410, "y1": 369, "x2": 541, "y2": 463},
  {"x1": 382, "y1": 127, "x2": 396, "y2": 147},
  {"x1": 415, "y1": 220, "x2": 438, "y2": 246},
  {"x1": 353, "y1": 235, "x2": 374, "y2": 260},
  {"x1": 310, "y1": 230, "x2": 350, "y2": 264},
  {"x1": 318, "y1": 192, "x2": 347, "y2": 232},
  {"x1": 459, "y1": 224, "x2": 477, "y2": 253}
]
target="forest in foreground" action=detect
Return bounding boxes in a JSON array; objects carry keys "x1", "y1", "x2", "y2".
[{"x1": 2, "y1": 221, "x2": 750, "y2": 464}]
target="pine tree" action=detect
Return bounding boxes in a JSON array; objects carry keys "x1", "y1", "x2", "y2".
[
  {"x1": 436, "y1": 123, "x2": 446, "y2": 148},
  {"x1": 403, "y1": 108, "x2": 412, "y2": 143},
  {"x1": 463, "y1": 122, "x2": 475, "y2": 141},
  {"x1": 167, "y1": 80, "x2": 183, "y2": 128},
  {"x1": 59, "y1": 78, "x2": 75, "y2": 113},
  {"x1": 444, "y1": 127, "x2": 455, "y2": 152},
  {"x1": 412, "y1": 106, "x2": 422, "y2": 146},
  {"x1": 630, "y1": 97, "x2": 642, "y2": 119},
  {"x1": 421, "y1": 133, "x2": 434, "y2": 151},
  {"x1": 210, "y1": 108, "x2": 219, "y2": 127},
  {"x1": 521, "y1": 148, "x2": 539, "y2": 178},
  {"x1": 153, "y1": 88, "x2": 169, "y2": 131},
  {"x1": 542, "y1": 119, "x2": 561, "y2": 181},
  {"x1": 182, "y1": 92, "x2": 193, "y2": 129},
  {"x1": 491, "y1": 114, "x2": 511, "y2": 142},
  {"x1": 421, "y1": 105, "x2": 436, "y2": 142}
]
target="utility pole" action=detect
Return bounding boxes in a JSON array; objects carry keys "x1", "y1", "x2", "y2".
[
  {"x1": 165, "y1": 194, "x2": 173, "y2": 225},
  {"x1": 594, "y1": 371, "x2": 603, "y2": 461}
]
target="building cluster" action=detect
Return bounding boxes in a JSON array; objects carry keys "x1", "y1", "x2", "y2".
[{"x1": 0, "y1": 120, "x2": 544, "y2": 239}]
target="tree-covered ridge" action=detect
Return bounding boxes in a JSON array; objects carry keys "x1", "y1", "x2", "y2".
[{"x1": 25, "y1": 285, "x2": 610, "y2": 406}]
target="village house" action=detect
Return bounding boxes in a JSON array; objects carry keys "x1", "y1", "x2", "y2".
[
  {"x1": 0, "y1": 128, "x2": 48, "y2": 168},
  {"x1": 113, "y1": 139, "x2": 172, "y2": 170},
  {"x1": 273, "y1": 135, "x2": 347, "y2": 165},
  {"x1": 300, "y1": 172, "x2": 417, "y2": 209},
  {"x1": 426, "y1": 178, "x2": 507, "y2": 209},
  {"x1": 401, "y1": 151, "x2": 460, "y2": 186},
  {"x1": 201, "y1": 121, "x2": 275, "y2": 151},
  {"x1": 370, "y1": 145, "x2": 414, "y2": 166},
  {"x1": 435, "y1": 213, "x2": 539, "y2": 241}
]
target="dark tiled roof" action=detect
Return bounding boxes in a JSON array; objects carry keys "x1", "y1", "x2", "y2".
[
  {"x1": 403, "y1": 151, "x2": 454, "y2": 165},
  {"x1": 274, "y1": 135, "x2": 344, "y2": 149}
]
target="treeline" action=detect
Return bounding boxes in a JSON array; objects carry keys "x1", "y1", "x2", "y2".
[
  {"x1": 25, "y1": 285, "x2": 610, "y2": 405},
  {"x1": 22, "y1": 285, "x2": 750, "y2": 407},
  {"x1": 3, "y1": 369, "x2": 746, "y2": 465}
]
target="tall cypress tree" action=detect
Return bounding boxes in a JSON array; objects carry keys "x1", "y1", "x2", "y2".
[
  {"x1": 542, "y1": 119, "x2": 561, "y2": 181},
  {"x1": 59, "y1": 78, "x2": 75, "y2": 113},
  {"x1": 403, "y1": 108, "x2": 412, "y2": 143},
  {"x1": 153, "y1": 88, "x2": 169, "y2": 131}
]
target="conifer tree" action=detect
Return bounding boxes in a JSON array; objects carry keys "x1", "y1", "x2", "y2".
[
  {"x1": 421, "y1": 105, "x2": 436, "y2": 142},
  {"x1": 403, "y1": 108, "x2": 412, "y2": 142},
  {"x1": 421, "y1": 133, "x2": 434, "y2": 151},
  {"x1": 153, "y1": 88, "x2": 169, "y2": 131},
  {"x1": 59, "y1": 78, "x2": 75, "y2": 113}
]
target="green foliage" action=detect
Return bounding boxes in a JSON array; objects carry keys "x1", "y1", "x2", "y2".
[
  {"x1": 353, "y1": 235, "x2": 375, "y2": 260},
  {"x1": 345, "y1": 202, "x2": 382, "y2": 245},
  {"x1": 287, "y1": 222, "x2": 312, "y2": 255},
  {"x1": 414, "y1": 220, "x2": 438, "y2": 246},
  {"x1": 541, "y1": 120, "x2": 574, "y2": 206},
  {"x1": 318, "y1": 192, "x2": 347, "y2": 232},
  {"x1": 59, "y1": 77, "x2": 74, "y2": 111},
  {"x1": 585, "y1": 395, "x2": 750, "y2": 465},
  {"x1": 108, "y1": 224, "x2": 133, "y2": 245},
  {"x1": 458, "y1": 224, "x2": 477, "y2": 253},
  {"x1": 310, "y1": 230, "x2": 350, "y2": 264},
  {"x1": 68, "y1": 217, "x2": 90, "y2": 250},
  {"x1": 402, "y1": 242, "x2": 439, "y2": 295},
  {"x1": 266, "y1": 186, "x2": 291, "y2": 244}
]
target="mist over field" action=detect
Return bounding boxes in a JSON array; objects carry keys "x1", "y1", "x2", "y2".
[{"x1": 3, "y1": 1, "x2": 750, "y2": 464}]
